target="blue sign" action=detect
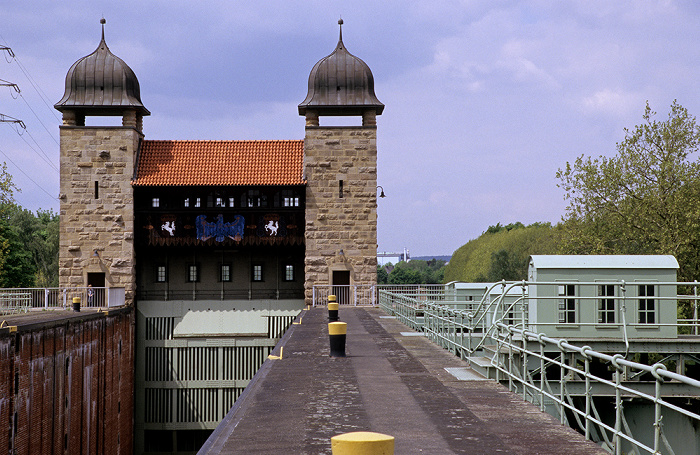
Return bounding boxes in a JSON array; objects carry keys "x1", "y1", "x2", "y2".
[{"x1": 195, "y1": 214, "x2": 245, "y2": 242}]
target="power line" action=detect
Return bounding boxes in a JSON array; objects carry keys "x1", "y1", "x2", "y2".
[
  {"x1": 0, "y1": 113, "x2": 25, "y2": 128},
  {"x1": 0, "y1": 145, "x2": 57, "y2": 201},
  {"x1": 9, "y1": 124, "x2": 59, "y2": 172},
  {"x1": 0, "y1": 37, "x2": 61, "y2": 123}
]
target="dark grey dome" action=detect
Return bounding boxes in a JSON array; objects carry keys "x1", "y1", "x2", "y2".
[
  {"x1": 299, "y1": 21, "x2": 383, "y2": 116},
  {"x1": 55, "y1": 22, "x2": 149, "y2": 116}
]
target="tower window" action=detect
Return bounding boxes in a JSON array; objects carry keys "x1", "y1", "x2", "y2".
[
  {"x1": 195, "y1": 198, "x2": 201, "y2": 208},
  {"x1": 252, "y1": 264, "x2": 263, "y2": 282},
  {"x1": 94, "y1": 181, "x2": 99, "y2": 199},
  {"x1": 152, "y1": 198, "x2": 160, "y2": 208},
  {"x1": 187, "y1": 264, "x2": 199, "y2": 282},
  {"x1": 229, "y1": 197, "x2": 235, "y2": 207},
  {"x1": 339, "y1": 180, "x2": 344, "y2": 198},
  {"x1": 284, "y1": 265, "x2": 295, "y2": 281},
  {"x1": 156, "y1": 265, "x2": 167, "y2": 283},
  {"x1": 220, "y1": 264, "x2": 231, "y2": 282},
  {"x1": 184, "y1": 198, "x2": 190, "y2": 207}
]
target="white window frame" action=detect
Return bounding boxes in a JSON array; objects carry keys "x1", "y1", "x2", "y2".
[
  {"x1": 557, "y1": 283, "x2": 577, "y2": 324},
  {"x1": 597, "y1": 284, "x2": 616, "y2": 324}
]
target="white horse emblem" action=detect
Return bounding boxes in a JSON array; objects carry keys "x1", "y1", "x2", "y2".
[
  {"x1": 162, "y1": 221, "x2": 176, "y2": 236},
  {"x1": 265, "y1": 220, "x2": 279, "y2": 236}
]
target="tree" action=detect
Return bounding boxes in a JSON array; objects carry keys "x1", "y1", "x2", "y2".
[
  {"x1": 377, "y1": 265, "x2": 389, "y2": 284},
  {"x1": 387, "y1": 262, "x2": 423, "y2": 284},
  {"x1": 444, "y1": 222, "x2": 558, "y2": 282},
  {"x1": 557, "y1": 101, "x2": 700, "y2": 281}
]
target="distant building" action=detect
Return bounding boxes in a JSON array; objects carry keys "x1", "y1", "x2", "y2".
[{"x1": 55, "y1": 19, "x2": 382, "y2": 454}]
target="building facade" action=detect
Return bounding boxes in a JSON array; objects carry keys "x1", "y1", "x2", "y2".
[{"x1": 56, "y1": 19, "x2": 382, "y2": 454}]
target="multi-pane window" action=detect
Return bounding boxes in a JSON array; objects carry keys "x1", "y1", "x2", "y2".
[
  {"x1": 184, "y1": 198, "x2": 190, "y2": 207},
  {"x1": 284, "y1": 265, "x2": 294, "y2": 281},
  {"x1": 283, "y1": 197, "x2": 299, "y2": 207},
  {"x1": 215, "y1": 197, "x2": 225, "y2": 207},
  {"x1": 245, "y1": 190, "x2": 267, "y2": 208},
  {"x1": 598, "y1": 284, "x2": 616, "y2": 324},
  {"x1": 252, "y1": 265, "x2": 263, "y2": 282},
  {"x1": 156, "y1": 265, "x2": 167, "y2": 283},
  {"x1": 187, "y1": 264, "x2": 199, "y2": 282},
  {"x1": 558, "y1": 284, "x2": 576, "y2": 323},
  {"x1": 638, "y1": 284, "x2": 656, "y2": 324},
  {"x1": 195, "y1": 197, "x2": 201, "y2": 208},
  {"x1": 229, "y1": 197, "x2": 235, "y2": 207},
  {"x1": 152, "y1": 197, "x2": 160, "y2": 208},
  {"x1": 220, "y1": 264, "x2": 231, "y2": 282}
]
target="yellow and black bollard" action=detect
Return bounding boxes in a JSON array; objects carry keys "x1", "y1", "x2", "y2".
[
  {"x1": 328, "y1": 321, "x2": 347, "y2": 357},
  {"x1": 72, "y1": 296, "x2": 81, "y2": 312},
  {"x1": 331, "y1": 431, "x2": 395, "y2": 454},
  {"x1": 328, "y1": 294, "x2": 339, "y2": 322}
]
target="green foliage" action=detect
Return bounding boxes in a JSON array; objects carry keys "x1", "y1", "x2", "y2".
[
  {"x1": 377, "y1": 265, "x2": 389, "y2": 284},
  {"x1": 0, "y1": 203, "x2": 59, "y2": 288},
  {"x1": 557, "y1": 101, "x2": 700, "y2": 281},
  {"x1": 444, "y1": 222, "x2": 559, "y2": 282},
  {"x1": 381, "y1": 259, "x2": 447, "y2": 284}
]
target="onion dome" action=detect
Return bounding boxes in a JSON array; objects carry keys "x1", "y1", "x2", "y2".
[
  {"x1": 55, "y1": 19, "x2": 149, "y2": 116},
  {"x1": 299, "y1": 19, "x2": 383, "y2": 117}
]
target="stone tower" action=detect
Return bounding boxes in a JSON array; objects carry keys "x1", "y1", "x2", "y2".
[
  {"x1": 299, "y1": 20, "x2": 384, "y2": 304},
  {"x1": 55, "y1": 19, "x2": 149, "y2": 304}
]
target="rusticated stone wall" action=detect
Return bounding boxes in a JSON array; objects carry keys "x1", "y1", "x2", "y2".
[
  {"x1": 0, "y1": 308, "x2": 135, "y2": 455},
  {"x1": 59, "y1": 125, "x2": 140, "y2": 305},
  {"x1": 304, "y1": 126, "x2": 378, "y2": 303}
]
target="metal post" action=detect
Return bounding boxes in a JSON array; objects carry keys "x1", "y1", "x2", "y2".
[
  {"x1": 559, "y1": 348, "x2": 565, "y2": 425},
  {"x1": 539, "y1": 336, "x2": 545, "y2": 412},
  {"x1": 44, "y1": 288, "x2": 49, "y2": 310},
  {"x1": 584, "y1": 352, "x2": 591, "y2": 440},
  {"x1": 654, "y1": 375, "x2": 662, "y2": 454},
  {"x1": 508, "y1": 329, "x2": 514, "y2": 392},
  {"x1": 614, "y1": 366, "x2": 622, "y2": 455},
  {"x1": 522, "y1": 334, "x2": 528, "y2": 401},
  {"x1": 694, "y1": 281, "x2": 698, "y2": 336}
]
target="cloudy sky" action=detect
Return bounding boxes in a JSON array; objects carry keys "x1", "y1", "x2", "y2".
[{"x1": 2, "y1": 1, "x2": 700, "y2": 257}]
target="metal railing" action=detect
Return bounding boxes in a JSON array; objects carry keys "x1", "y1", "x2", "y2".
[
  {"x1": 378, "y1": 283, "x2": 700, "y2": 455},
  {"x1": 310, "y1": 284, "x2": 446, "y2": 307},
  {"x1": 0, "y1": 287, "x2": 123, "y2": 313},
  {"x1": 311, "y1": 285, "x2": 376, "y2": 306}
]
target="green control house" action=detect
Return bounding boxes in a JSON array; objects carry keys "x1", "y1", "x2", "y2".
[
  {"x1": 55, "y1": 19, "x2": 382, "y2": 454},
  {"x1": 527, "y1": 255, "x2": 679, "y2": 340}
]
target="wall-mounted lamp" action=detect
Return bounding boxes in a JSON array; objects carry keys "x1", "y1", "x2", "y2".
[{"x1": 377, "y1": 186, "x2": 386, "y2": 198}]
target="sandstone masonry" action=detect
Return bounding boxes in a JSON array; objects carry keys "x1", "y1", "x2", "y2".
[
  {"x1": 59, "y1": 123, "x2": 140, "y2": 304},
  {"x1": 304, "y1": 126, "x2": 378, "y2": 303}
]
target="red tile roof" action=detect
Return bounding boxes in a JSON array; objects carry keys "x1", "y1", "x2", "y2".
[{"x1": 133, "y1": 140, "x2": 305, "y2": 186}]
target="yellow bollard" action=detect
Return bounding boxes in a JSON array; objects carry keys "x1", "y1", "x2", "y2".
[
  {"x1": 72, "y1": 296, "x2": 81, "y2": 312},
  {"x1": 328, "y1": 321, "x2": 347, "y2": 357},
  {"x1": 328, "y1": 294, "x2": 339, "y2": 322},
  {"x1": 331, "y1": 431, "x2": 395, "y2": 455}
]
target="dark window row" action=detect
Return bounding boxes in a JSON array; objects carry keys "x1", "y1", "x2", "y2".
[
  {"x1": 155, "y1": 264, "x2": 295, "y2": 283},
  {"x1": 145, "y1": 189, "x2": 302, "y2": 210}
]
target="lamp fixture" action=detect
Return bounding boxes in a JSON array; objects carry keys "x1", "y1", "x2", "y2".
[{"x1": 377, "y1": 186, "x2": 386, "y2": 198}]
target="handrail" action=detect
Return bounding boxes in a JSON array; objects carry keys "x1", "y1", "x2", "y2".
[{"x1": 378, "y1": 284, "x2": 700, "y2": 455}]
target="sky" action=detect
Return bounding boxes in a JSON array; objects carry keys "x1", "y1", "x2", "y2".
[{"x1": 2, "y1": 1, "x2": 700, "y2": 258}]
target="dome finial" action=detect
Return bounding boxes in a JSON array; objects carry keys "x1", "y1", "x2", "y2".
[
  {"x1": 338, "y1": 18, "x2": 343, "y2": 42},
  {"x1": 100, "y1": 17, "x2": 106, "y2": 41}
]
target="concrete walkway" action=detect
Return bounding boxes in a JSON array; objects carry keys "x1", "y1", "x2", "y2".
[{"x1": 200, "y1": 307, "x2": 607, "y2": 454}]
